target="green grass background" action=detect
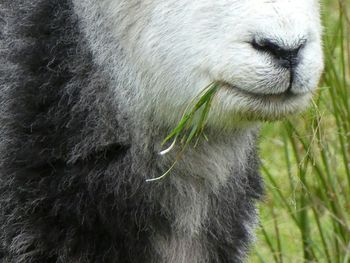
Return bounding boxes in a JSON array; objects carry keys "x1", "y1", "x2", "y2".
[{"x1": 250, "y1": 0, "x2": 350, "y2": 262}]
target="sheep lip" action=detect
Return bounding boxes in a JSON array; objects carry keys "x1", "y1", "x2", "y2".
[{"x1": 219, "y1": 81, "x2": 305, "y2": 100}]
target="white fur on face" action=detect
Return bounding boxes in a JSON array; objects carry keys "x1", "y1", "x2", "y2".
[{"x1": 79, "y1": 0, "x2": 324, "y2": 127}]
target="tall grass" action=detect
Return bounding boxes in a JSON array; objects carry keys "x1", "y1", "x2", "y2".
[{"x1": 253, "y1": 1, "x2": 350, "y2": 262}]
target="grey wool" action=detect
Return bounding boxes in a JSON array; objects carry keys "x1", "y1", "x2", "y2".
[{"x1": 0, "y1": 0, "x2": 323, "y2": 262}]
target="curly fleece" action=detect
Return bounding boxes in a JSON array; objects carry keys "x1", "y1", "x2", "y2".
[{"x1": 0, "y1": 1, "x2": 263, "y2": 262}]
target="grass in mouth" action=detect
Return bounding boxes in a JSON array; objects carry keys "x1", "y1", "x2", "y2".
[{"x1": 146, "y1": 82, "x2": 220, "y2": 182}]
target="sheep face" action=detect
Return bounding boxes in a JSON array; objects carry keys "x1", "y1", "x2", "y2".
[{"x1": 85, "y1": 0, "x2": 324, "y2": 127}]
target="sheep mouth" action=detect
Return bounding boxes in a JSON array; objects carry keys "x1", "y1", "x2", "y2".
[{"x1": 219, "y1": 81, "x2": 306, "y2": 102}]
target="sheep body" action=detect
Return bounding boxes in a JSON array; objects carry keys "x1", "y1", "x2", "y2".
[{"x1": 0, "y1": 0, "x2": 323, "y2": 262}]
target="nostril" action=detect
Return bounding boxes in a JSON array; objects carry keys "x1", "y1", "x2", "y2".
[
  {"x1": 252, "y1": 38, "x2": 305, "y2": 68},
  {"x1": 252, "y1": 39, "x2": 281, "y2": 54}
]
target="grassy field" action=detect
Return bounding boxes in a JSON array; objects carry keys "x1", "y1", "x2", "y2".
[{"x1": 251, "y1": 0, "x2": 350, "y2": 262}]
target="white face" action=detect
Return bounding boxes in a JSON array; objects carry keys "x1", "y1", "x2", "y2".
[{"x1": 97, "y1": 0, "x2": 324, "y2": 127}]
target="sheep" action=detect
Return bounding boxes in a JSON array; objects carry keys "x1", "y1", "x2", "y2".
[{"x1": 0, "y1": 0, "x2": 323, "y2": 262}]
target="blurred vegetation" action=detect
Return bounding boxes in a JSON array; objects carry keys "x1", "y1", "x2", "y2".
[{"x1": 251, "y1": 0, "x2": 350, "y2": 262}]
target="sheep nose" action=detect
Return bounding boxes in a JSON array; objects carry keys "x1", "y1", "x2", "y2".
[{"x1": 252, "y1": 38, "x2": 304, "y2": 69}]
